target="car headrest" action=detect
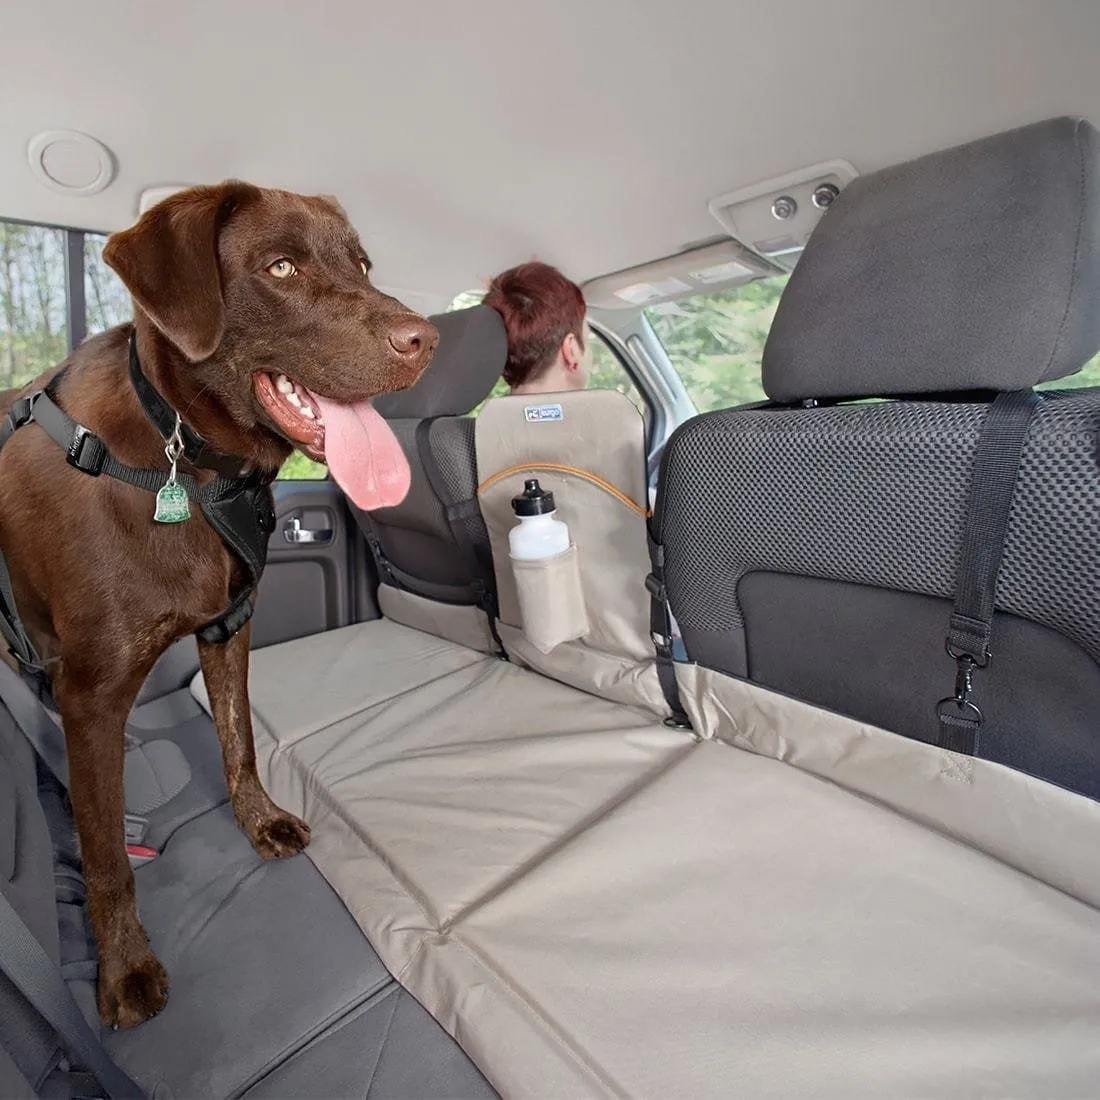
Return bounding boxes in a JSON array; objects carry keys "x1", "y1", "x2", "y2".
[
  {"x1": 763, "y1": 117, "x2": 1100, "y2": 402},
  {"x1": 374, "y1": 304, "x2": 507, "y2": 419}
]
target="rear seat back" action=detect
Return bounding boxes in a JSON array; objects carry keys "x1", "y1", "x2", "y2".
[
  {"x1": 475, "y1": 389, "x2": 667, "y2": 713},
  {"x1": 656, "y1": 117, "x2": 1100, "y2": 799},
  {"x1": 355, "y1": 306, "x2": 508, "y2": 652}
]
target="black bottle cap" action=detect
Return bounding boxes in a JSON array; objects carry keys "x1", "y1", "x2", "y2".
[{"x1": 511, "y1": 478, "x2": 556, "y2": 516}]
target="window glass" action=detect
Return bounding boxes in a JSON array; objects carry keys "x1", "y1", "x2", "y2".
[
  {"x1": 0, "y1": 220, "x2": 68, "y2": 389},
  {"x1": 649, "y1": 273, "x2": 1100, "y2": 406},
  {"x1": 83, "y1": 233, "x2": 133, "y2": 334},
  {"x1": 644, "y1": 276, "x2": 788, "y2": 413},
  {"x1": 1038, "y1": 351, "x2": 1100, "y2": 390},
  {"x1": 588, "y1": 331, "x2": 644, "y2": 413},
  {"x1": 278, "y1": 452, "x2": 327, "y2": 479}
]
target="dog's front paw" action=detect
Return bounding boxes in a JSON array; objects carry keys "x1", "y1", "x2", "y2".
[
  {"x1": 98, "y1": 952, "x2": 169, "y2": 1029},
  {"x1": 250, "y1": 809, "x2": 311, "y2": 859}
]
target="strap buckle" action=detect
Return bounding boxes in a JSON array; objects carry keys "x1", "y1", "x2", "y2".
[
  {"x1": 644, "y1": 572, "x2": 666, "y2": 602},
  {"x1": 936, "y1": 647, "x2": 984, "y2": 754},
  {"x1": 65, "y1": 424, "x2": 107, "y2": 476},
  {"x1": 8, "y1": 394, "x2": 36, "y2": 430}
]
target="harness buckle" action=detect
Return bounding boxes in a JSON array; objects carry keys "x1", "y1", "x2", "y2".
[
  {"x1": 65, "y1": 424, "x2": 107, "y2": 476},
  {"x1": 8, "y1": 395, "x2": 35, "y2": 430}
]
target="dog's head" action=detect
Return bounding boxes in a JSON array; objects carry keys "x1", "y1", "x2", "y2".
[{"x1": 103, "y1": 181, "x2": 438, "y2": 509}]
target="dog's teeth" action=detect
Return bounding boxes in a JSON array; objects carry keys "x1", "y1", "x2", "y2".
[
  {"x1": 287, "y1": 392, "x2": 302, "y2": 408},
  {"x1": 302, "y1": 406, "x2": 315, "y2": 419},
  {"x1": 276, "y1": 375, "x2": 293, "y2": 395}
]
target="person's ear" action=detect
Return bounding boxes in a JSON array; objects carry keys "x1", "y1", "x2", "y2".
[
  {"x1": 103, "y1": 180, "x2": 259, "y2": 361},
  {"x1": 561, "y1": 332, "x2": 583, "y2": 372}
]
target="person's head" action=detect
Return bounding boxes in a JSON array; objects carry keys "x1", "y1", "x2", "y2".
[{"x1": 482, "y1": 262, "x2": 593, "y2": 394}]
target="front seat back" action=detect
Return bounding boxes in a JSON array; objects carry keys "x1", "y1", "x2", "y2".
[
  {"x1": 656, "y1": 117, "x2": 1100, "y2": 799},
  {"x1": 355, "y1": 306, "x2": 508, "y2": 652}
]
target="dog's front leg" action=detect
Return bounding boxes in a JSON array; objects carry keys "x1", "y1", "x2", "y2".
[
  {"x1": 54, "y1": 660, "x2": 169, "y2": 1028},
  {"x1": 197, "y1": 623, "x2": 311, "y2": 858}
]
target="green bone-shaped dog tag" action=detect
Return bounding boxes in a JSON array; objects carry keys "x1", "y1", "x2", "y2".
[{"x1": 154, "y1": 481, "x2": 191, "y2": 524}]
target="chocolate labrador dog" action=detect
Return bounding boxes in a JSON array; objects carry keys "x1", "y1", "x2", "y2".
[{"x1": 0, "y1": 181, "x2": 437, "y2": 1027}]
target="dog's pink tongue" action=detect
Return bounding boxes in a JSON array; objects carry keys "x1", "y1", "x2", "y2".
[{"x1": 309, "y1": 393, "x2": 410, "y2": 511}]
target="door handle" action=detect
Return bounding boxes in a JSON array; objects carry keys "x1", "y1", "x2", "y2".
[{"x1": 282, "y1": 515, "x2": 333, "y2": 545}]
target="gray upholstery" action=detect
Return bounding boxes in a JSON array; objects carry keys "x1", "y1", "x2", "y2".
[
  {"x1": 659, "y1": 116, "x2": 1100, "y2": 800},
  {"x1": 107, "y1": 804, "x2": 495, "y2": 1099},
  {"x1": 375, "y1": 306, "x2": 507, "y2": 419},
  {"x1": 658, "y1": 393, "x2": 1100, "y2": 798},
  {"x1": 361, "y1": 417, "x2": 490, "y2": 605},
  {"x1": 764, "y1": 117, "x2": 1100, "y2": 400},
  {"x1": 0, "y1": 713, "x2": 62, "y2": 1095},
  {"x1": 363, "y1": 307, "x2": 505, "y2": 614},
  {"x1": 1, "y1": 688, "x2": 496, "y2": 1098}
]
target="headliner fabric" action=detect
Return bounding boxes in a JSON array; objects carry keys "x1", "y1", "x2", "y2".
[
  {"x1": 764, "y1": 116, "x2": 1100, "y2": 400},
  {"x1": 193, "y1": 621, "x2": 1100, "y2": 1098},
  {"x1": 374, "y1": 305, "x2": 507, "y2": 419}
]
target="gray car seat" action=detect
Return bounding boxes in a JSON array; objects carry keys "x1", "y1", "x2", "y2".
[
  {"x1": 655, "y1": 116, "x2": 1100, "y2": 799},
  {"x1": 354, "y1": 305, "x2": 508, "y2": 649},
  {"x1": 1, "y1": 691, "x2": 497, "y2": 1098}
]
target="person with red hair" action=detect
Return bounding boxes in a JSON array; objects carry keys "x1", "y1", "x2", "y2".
[{"x1": 482, "y1": 262, "x2": 593, "y2": 394}]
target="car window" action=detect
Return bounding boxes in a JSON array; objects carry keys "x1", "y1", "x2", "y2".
[
  {"x1": 645, "y1": 276, "x2": 786, "y2": 413},
  {"x1": 650, "y1": 273, "x2": 1100, "y2": 409},
  {"x1": 84, "y1": 233, "x2": 133, "y2": 334},
  {"x1": 0, "y1": 220, "x2": 68, "y2": 388}
]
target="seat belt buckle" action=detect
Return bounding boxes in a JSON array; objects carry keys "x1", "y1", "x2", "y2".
[
  {"x1": 65, "y1": 424, "x2": 107, "y2": 476},
  {"x1": 644, "y1": 572, "x2": 666, "y2": 602},
  {"x1": 125, "y1": 814, "x2": 156, "y2": 866},
  {"x1": 124, "y1": 813, "x2": 149, "y2": 846}
]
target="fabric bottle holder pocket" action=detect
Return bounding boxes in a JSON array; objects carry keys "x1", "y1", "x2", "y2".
[{"x1": 510, "y1": 543, "x2": 590, "y2": 654}]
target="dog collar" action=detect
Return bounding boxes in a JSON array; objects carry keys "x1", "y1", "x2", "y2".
[{"x1": 128, "y1": 331, "x2": 252, "y2": 479}]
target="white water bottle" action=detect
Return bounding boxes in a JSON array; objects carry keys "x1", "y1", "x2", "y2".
[{"x1": 509, "y1": 479, "x2": 570, "y2": 560}]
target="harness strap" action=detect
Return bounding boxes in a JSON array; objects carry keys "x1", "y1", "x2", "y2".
[
  {"x1": 31, "y1": 388, "x2": 247, "y2": 504},
  {"x1": 128, "y1": 333, "x2": 246, "y2": 478}
]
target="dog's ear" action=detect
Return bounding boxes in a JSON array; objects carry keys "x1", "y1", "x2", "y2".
[{"x1": 103, "y1": 181, "x2": 260, "y2": 362}]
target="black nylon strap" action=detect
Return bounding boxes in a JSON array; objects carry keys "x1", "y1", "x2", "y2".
[
  {"x1": 645, "y1": 531, "x2": 692, "y2": 730},
  {"x1": 128, "y1": 334, "x2": 247, "y2": 478},
  {"x1": 937, "y1": 389, "x2": 1042, "y2": 755},
  {"x1": 0, "y1": 891, "x2": 145, "y2": 1099},
  {"x1": 415, "y1": 419, "x2": 508, "y2": 660},
  {"x1": 31, "y1": 392, "x2": 245, "y2": 504}
]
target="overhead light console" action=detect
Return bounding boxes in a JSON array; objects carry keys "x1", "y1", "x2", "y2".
[{"x1": 707, "y1": 159, "x2": 858, "y2": 271}]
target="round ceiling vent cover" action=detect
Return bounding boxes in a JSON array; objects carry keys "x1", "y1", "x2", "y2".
[{"x1": 27, "y1": 130, "x2": 116, "y2": 196}]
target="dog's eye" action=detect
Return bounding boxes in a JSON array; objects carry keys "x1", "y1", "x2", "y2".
[
  {"x1": 359, "y1": 260, "x2": 369, "y2": 276},
  {"x1": 267, "y1": 259, "x2": 296, "y2": 279}
]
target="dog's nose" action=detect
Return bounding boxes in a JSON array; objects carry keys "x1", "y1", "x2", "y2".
[{"x1": 387, "y1": 316, "x2": 438, "y2": 363}]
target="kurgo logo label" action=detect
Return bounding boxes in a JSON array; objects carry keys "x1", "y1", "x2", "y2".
[{"x1": 524, "y1": 404, "x2": 564, "y2": 422}]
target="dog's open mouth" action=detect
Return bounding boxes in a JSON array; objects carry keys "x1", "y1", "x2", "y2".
[{"x1": 252, "y1": 371, "x2": 411, "y2": 511}]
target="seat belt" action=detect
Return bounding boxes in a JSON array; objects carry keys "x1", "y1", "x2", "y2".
[
  {"x1": 0, "y1": 663, "x2": 68, "y2": 787},
  {"x1": 936, "y1": 389, "x2": 1042, "y2": 755},
  {"x1": 0, "y1": 664, "x2": 154, "y2": 860},
  {"x1": 0, "y1": 894, "x2": 145, "y2": 1099},
  {"x1": 415, "y1": 419, "x2": 508, "y2": 660},
  {"x1": 644, "y1": 528, "x2": 692, "y2": 730}
]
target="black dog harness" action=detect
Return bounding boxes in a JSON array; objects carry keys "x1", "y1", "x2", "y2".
[{"x1": 0, "y1": 334, "x2": 276, "y2": 700}]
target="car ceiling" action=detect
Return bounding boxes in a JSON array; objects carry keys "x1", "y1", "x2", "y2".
[{"x1": 3, "y1": 0, "x2": 1100, "y2": 312}]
